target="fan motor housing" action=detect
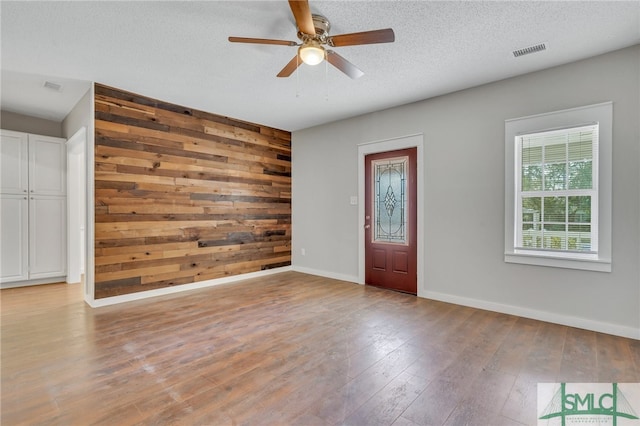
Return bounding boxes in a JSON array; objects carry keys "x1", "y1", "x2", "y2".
[{"x1": 298, "y1": 14, "x2": 330, "y2": 41}]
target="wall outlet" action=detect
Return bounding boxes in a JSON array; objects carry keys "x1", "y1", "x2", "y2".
[
  {"x1": 301, "y1": 248, "x2": 306, "y2": 256},
  {"x1": 350, "y1": 196, "x2": 358, "y2": 205}
]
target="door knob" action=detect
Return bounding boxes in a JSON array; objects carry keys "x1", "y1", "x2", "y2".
[{"x1": 364, "y1": 224, "x2": 370, "y2": 229}]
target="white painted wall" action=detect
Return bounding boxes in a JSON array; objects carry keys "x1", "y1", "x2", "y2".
[
  {"x1": 1, "y1": 110, "x2": 62, "y2": 137},
  {"x1": 292, "y1": 45, "x2": 640, "y2": 338},
  {"x1": 62, "y1": 88, "x2": 92, "y2": 140}
]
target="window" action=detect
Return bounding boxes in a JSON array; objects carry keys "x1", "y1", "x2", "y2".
[
  {"x1": 517, "y1": 125, "x2": 598, "y2": 254},
  {"x1": 504, "y1": 103, "x2": 612, "y2": 272},
  {"x1": 372, "y1": 156, "x2": 408, "y2": 244}
]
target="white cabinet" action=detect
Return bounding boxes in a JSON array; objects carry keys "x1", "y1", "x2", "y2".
[
  {"x1": 0, "y1": 130, "x2": 67, "y2": 285},
  {"x1": 29, "y1": 135, "x2": 67, "y2": 196},
  {"x1": 0, "y1": 194, "x2": 29, "y2": 282},
  {"x1": 0, "y1": 131, "x2": 28, "y2": 194},
  {"x1": 29, "y1": 195, "x2": 67, "y2": 279}
]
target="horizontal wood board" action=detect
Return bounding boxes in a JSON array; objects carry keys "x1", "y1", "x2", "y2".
[{"x1": 94, "y1": 84, "x2": 291, "y2": 298}]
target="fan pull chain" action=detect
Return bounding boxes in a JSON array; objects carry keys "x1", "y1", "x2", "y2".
[
  {"x1": 324, "y1": 53, "x2": 329, "y2": 101},
  {"x1": 296, "y1": 55, "x2": 300, "y2": 98}
]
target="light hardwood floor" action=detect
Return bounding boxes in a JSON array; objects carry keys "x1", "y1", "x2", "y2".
[{"x1": 2, "y1": 271, "x2": 639, "y2": 425}]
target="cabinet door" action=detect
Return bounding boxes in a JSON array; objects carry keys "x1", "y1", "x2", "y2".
[
  {"x1": 0, "y1": 194, "x2": 29, "y2": 282},
  {"x1": 0, "y1": 130, "x2": 29, "y2": 194},
  {"x1": 29, "y1": 195, "x2": 66, "y2": 279},
  {"x1": 29, "y1": 135, "x2": 66, "y2": 196}
]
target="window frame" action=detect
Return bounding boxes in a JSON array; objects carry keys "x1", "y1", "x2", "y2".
[{"x1": 504, "y1": 102, "x2": 612, "y2": 272}]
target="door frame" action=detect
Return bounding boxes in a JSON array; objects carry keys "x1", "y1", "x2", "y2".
[
  {"x1": 358, "y1": 134, "x2": 424, "y2": 296},
  {"x1": 66, "y1": 126, "x2": 86, "y2": 285}
]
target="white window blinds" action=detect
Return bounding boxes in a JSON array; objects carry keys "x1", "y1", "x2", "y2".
[{"x1": 516, "y1": 124, "x2": 599, "y2": 254}]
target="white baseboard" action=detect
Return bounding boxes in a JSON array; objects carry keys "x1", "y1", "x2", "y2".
[
  {"x1": 86, "y1": 265, "x2": 638, "y2": 340},
  {"x1": 87, "y1": 266, "x2": 293, "y2": 308},
  {"x1": 291, "y1": 268, "x2": 638, "y2": 340},
  {"x1": 1, "y1": 276, "x2": 66, "y2": 289},
  {"x1": 423, "y1": 290, "x2": 640, "y2": 340},
  {"x1": 291, "y1": 266, "x2": 359, "y2": 285}
]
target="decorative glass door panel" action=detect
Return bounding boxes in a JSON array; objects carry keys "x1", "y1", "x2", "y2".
[
  {"x1": 372, "y1": 156, "x2": 408, "y2": 245},
  {"x1": 365, "y1": 148, "x2": 417, "y2": 294}
]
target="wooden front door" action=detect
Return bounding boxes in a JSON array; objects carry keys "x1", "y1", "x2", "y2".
[{"x1": 364, "y1": 148, "x2": 417, "y2": 294}]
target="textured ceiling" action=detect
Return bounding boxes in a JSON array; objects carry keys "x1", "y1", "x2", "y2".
[{"x1": 1, "y1": 1, "x2": 639, "y2": 131}]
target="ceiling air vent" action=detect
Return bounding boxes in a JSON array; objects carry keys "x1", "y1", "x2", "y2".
[
  {"x1": 43, "y1": 80, "x2": 63, "y2": 92},
  {"x1": 512, "y1": 43, "x2": 547, "y2": 58}
]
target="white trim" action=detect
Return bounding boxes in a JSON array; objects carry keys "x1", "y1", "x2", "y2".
[
  {"x1": 357, "y1": 134, "x2": 425, "y2": 296},
  {"x1": 294, "y1": 267, "x2": 639, "y2": 340},
  {"x1": 66, "y1": 127, "x2": 86, "y2": 155},
  {"x1": 291, "y1": 265, "x2": 359, "y2": 284},
  {"x1": 88, "y1": 266, "x2": 293, "y2": 307},
  {"x1": 85, "y1": 85, "x2": 96, "y2": 306},
  {"x1": 423, "y1": 290, "x2": 639, "y2": 340},
  {"x1": 505, "y1": 252, "x2": 611, "y2": 272},
  {"x1": 1, "y1": 276, "x2": 66, "y2": 289},
  {"x1": 66, "y1": 127, "x2": 86, "y2": 284},
  {"x1": 505, "y1": 102, "x2": 612, "y2": 271}
]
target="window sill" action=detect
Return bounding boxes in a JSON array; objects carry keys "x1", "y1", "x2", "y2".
[{"x1": 504, "y1": 251, "x2": 611, "y2": 272}]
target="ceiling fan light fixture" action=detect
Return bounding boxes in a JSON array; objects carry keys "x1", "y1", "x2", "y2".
[
  {"x1": 228, "y1": 1, "x2": 395, "y2": 79},
  {"x1": 299, "y1": 41, "x2": 325, "y2": 65}
]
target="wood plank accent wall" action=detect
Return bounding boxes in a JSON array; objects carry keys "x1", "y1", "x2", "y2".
[{"x1": 93, "y1": 84, "x2": 291, "y2": 299}]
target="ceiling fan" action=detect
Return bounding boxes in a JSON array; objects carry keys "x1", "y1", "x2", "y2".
[{"x1": 228, "y1": 0, "x2": 395, "y2": 79}]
